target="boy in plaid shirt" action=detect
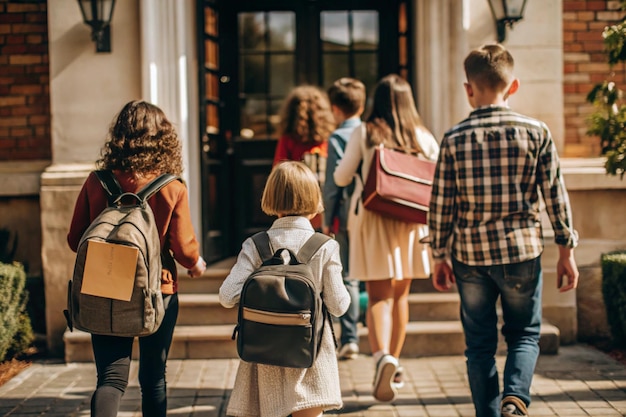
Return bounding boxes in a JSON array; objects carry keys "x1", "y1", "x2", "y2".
[{"x1": 428, "y1": 43, "x2": 579, "y2": 417}]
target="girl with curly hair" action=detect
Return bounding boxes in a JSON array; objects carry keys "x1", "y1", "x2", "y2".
[
  {"x1": 273, "y1": 86, "x2": 336, "y2": 229},
  {"x1": 67, "y1": 100, "x2": 206, "y2": 417}
]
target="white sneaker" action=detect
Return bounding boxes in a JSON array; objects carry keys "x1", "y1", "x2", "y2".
[
  {"x1": 337, "y1": 342, "x2": 359, "y2": 360},
  {"x1": 372, "y1": 354, "x2": 398, "y2": 402}
]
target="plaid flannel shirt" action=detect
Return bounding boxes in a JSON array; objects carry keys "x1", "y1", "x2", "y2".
[{"x1": 428, "y1": 105, "x2": 578, "y2": 266}]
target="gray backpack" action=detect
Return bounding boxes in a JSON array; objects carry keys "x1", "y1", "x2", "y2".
[
  {"x1": 232, "y1": 231, "x2": 335, "y2": 368},
  {"x1": 64, "y1": 170, "x2": 179, "y2": 337}
]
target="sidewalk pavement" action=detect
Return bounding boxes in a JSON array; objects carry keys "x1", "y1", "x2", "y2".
[{"x1": 1, "y1": 344, "x2": 626, "y2": 417}]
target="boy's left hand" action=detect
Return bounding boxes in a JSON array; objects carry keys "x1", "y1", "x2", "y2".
[{"x1": 432, "y1": 260, "x2": 454, "y2": 292}]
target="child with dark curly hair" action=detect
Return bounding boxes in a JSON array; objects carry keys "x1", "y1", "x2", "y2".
[
  {"x1": 67, "y1": 100, "x2": 206, "y2": 417},
  {"x1": 273, "y1": 85, "x2": 336, "y2": 229}
]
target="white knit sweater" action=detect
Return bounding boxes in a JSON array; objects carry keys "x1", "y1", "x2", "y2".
[{"x1": 219, "y1": 216, "x2": 350, "y2": 417}]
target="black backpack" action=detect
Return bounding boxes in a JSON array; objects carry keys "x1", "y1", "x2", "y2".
[
  {"x1": 64, "y1": 170, "x2": 179, "y2": 337},
  {"x1": 231, "y1": 231, "x2": 335, "y2": 368}
]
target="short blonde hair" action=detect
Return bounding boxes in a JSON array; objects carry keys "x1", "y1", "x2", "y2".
[{"x1": 261, "y1": 161, "x2": 323, "y2": 217}]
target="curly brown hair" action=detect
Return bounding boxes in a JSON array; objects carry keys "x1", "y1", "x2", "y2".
[
  {"x1": 278, "y1": 85, "x2": 335, "y2": 144},
  {"x1": 97, "y1": 100, "x2": 183, "y2": 176}
]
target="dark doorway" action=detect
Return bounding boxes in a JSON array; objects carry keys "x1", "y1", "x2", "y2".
[{"x1": 198, "y1": 0, "x2": 411, "y2": 262}]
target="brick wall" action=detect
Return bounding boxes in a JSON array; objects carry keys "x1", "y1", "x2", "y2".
[
  {"x1": 0, "y1": 0, "x2": 50, "y2": 161},
  {"x1": 563, "y1": 0, "x2": 626, "y2": 157}
]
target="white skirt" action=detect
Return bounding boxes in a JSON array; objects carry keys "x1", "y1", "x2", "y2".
[{"x1": 347, "y1": 197, "x2": 432, "y2": 281}]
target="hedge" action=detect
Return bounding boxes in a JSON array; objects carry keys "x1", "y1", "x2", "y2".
[
  {"x1": 602, "y1": 251, "x2": 626, "y2": 347},
  {"x1": 0, "y1": 262, "x2": 34, "y2": 362}
]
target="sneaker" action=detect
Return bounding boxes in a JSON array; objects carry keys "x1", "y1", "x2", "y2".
[
  {"x1": 337, "y1": 342, "x2": 359, "y2": 360},
  {"x1": 393, "y1": 365, "x2": 404, "y2": 389},
  {"x1": 372, "y1": 354, "x2": 398, "y2": 402},
  {"x1": 501, "y1": 396, "x2": 528, "y2": 417}
]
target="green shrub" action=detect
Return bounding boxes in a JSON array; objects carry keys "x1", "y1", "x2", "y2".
[
  {"x1": 601, "y1": 251, "x2": 626, "y2": 346},
  {"x1": 0, "y1": 262, "x2": 34, "y2": 361}
]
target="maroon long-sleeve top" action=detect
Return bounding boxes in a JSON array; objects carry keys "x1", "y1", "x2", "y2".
[{"x1": 67, "y1": 171, "x2": 202, "y2": 294}]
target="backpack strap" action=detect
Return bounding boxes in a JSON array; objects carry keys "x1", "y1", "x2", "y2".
[
  {"x1": 136, "y1": 174, "x2": 180, "y2": 203},
  {"x1": 94, "y1": 170, "x2": 123, "y2": 203},
  {"x1": 297, "y1": 232, "x2": 331, "y2": 263},
  {"x1": 251, "y1": 232, "x2": 274, "y2": 263}
]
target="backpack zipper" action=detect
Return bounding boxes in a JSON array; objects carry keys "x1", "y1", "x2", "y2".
[{"x1": 242, "y1": 307, "x2": 311, "y2": 326}]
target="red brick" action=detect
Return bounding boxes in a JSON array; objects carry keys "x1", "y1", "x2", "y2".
[
  {"x1": 0, "y1": 138, "x2": 18, "y2": 150},
  {"x1": 6, "y1": 3, "x2": 40, "y2": 13},
  {"x1": 0, "y1": 13, "x2": 25, "y2": 24},
  {"x1": 564, "y1": 84, "x2": 578, "y2": 94},
  {"x1": 26, "y1": 34, "x2": 43, "y2": 44},
  {"x1": 26, "y1": 14, "x2": 47, "y2": 24},
  {"x1": 0, "y1": 108, "x2": 11, "y2": 117},
  {"x1": 587, "y1": 1, "x2": 610, "y2": 11},
  {"x1": 576, "y1": 31, "x2": 605, "y2": 41},
  {"x1": 564, "y1": 63, "x2": 578, "y2": 73},
  {"x1": 12, "y1": 104, "x2": 44, "y2": 116},
  {"x1": 0, "y1": 117, "x2": 27, "y2": 127},
  {"x1": 564, "y1": 43, "x2": 584, "y2": 52},
  {"x1": 577, "y1": 11, "x2": 597, "y2": 21},
  {"x1": 10, "y1": 84, "x2": 42, "y2": 95},
  {"x1": 11, "y1": 24, "x2": 46, "y2": 34},
  {"x1": 8, "y1": 55, "x2": 41, "y2": 65},
  {"x1": 2, "y1": 44, "x2": 28, "y2": 54},
  {"x1": 564, "y1": 1, "x2": 589, "y2": 11},
  {"x1": 10, "y1": 127, "x2": 33, "y2": 137},
  {"x1": 5, "y1": 34, "x2": 25, "y2": 44},
  {"x1": 0, "y1": 96, "x2": 26, "y2": 106},
  {"x1": 28, "y1": 115, "x2": 49, "y2": 125},
  {"x1": 564, "y1": 21, "x2": 589, "y2": 31}
]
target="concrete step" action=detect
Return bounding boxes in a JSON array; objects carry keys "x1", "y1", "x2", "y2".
[
  {"x1": 175, "y1": 292, "x2": 461, "y2": 326},
  {"x1": 63, "y1": 320, "x2": 559, "y2": 362}
]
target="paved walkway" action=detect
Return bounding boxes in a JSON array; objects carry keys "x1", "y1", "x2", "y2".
[{"x1": 1, "y1": 345, "x2": 626, "y2": 416}]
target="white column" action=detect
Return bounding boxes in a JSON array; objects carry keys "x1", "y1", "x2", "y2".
[
  {"x1": 414, "y1": 0, "x2": 470, "y2": 140},
  {"x1": 139, "y1": 0, "x2": 202, "y2": 250}
]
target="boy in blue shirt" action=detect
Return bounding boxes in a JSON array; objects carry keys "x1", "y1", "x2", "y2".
[{"x1": 323, "y1": 77, "x2": 366, "y2": 360}]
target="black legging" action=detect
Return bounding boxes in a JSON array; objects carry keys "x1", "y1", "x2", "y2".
[{"x1": 90, "y1": 293, "x2": 179, "y2": 417}]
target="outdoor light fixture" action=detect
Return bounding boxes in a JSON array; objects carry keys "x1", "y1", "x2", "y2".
[
  {"x1": 487, "y1": 0, "x2": 528, "y2": 43},
  {"x1": 77, "y1": 0, "x2": 116, "y2": 53}
]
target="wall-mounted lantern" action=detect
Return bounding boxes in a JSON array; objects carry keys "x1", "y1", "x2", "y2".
[
  {"x1": 487, "y1": 0, "x2": 528, "y2": 43},
  {"x1": 77, "y1": 0, "x2": 117, "y2": 53}
]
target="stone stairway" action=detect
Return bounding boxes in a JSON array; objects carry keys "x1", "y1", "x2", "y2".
[{"x1": 63, "y1": 258, "x2": 560, "y2": 362}]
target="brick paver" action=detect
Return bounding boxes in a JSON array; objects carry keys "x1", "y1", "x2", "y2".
[{"x1": 1, "y1": 345, "x2": 625, "y2": 416}]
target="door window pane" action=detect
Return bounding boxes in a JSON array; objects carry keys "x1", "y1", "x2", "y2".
[
  {"x1": 239, "y1": 12, "x2": 266, "y2": 51},
  {"x1": 352, "y1": 11, "x2": 378, "y2": 50},
  {"x1": 269, "y1": 12, "x2": 295, "y2": 51},
  {"x1": 269, "y1": 54, "x2": 294, "y2": 95},
  {"x1": 322, "y1": 54, "x2": 349, "y2": 89},
  {"x1": 321, "y1": 11, "x2": 349, "y2": 51},
  {"x1": 241, "y1": 55, "x2": 266, "y2": 94},
  {"x1": 205, "y1": 40, "x2": 218, "y2": 69},
  {"x1": 238, "y1": 11, "x2": 295, "y2": 139},
  {"x1": 354, "y1": 52, "x2": 378, "y2": 94},
  {"x1": 240, "y1": 98, "x2": 268, "y2": 138}
]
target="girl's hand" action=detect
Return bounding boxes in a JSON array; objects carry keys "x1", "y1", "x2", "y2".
[{"x1": 188, "y1": 256, "x2": 207, "y2": 278}]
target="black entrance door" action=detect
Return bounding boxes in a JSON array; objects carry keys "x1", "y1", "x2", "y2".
[{"x1": 198, "y1": 0, "x2": 411, "y2": 262}]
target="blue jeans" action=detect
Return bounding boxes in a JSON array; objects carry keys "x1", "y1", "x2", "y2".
[
  {"x1": 90, "y1": 293, "x2": 178, "y2": 417},
  {"x1": 335, "y1": 228, "x2": 360, "y2": 345},
  {"x1": 452, "y1": 256, "x2": 542, "y2": 417}
]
